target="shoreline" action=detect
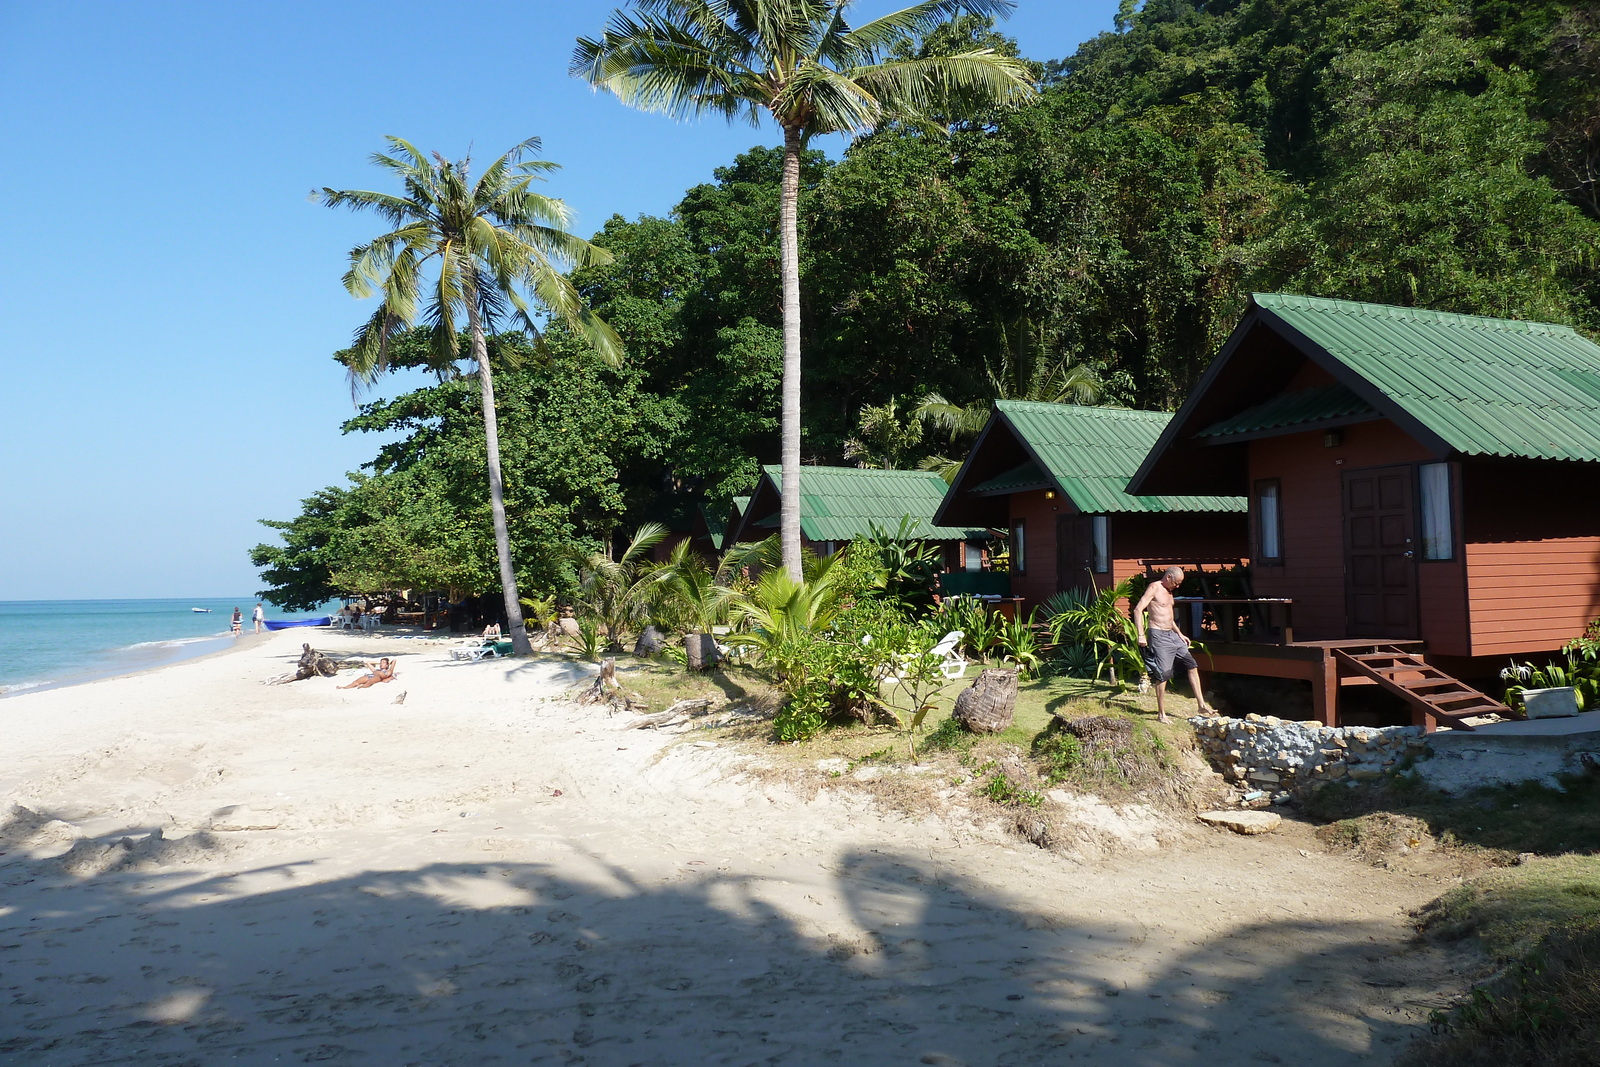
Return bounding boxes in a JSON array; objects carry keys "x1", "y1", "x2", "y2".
[{"x1": 0, "y1": 630, "x2": 272, "y2": 699}]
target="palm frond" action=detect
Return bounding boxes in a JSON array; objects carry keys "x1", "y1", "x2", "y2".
[{"x1": 848, "y1": 49, "x2": 1035, "y2": 118}]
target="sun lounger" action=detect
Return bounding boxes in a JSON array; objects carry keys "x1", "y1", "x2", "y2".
[{"x1": 449, "y1": 639, "x2": 514, "y2": 662}]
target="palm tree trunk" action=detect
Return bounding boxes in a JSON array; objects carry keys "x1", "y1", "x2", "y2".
[
  {"x1": 779, "y1": 124, "x2": 804, "y2": 583},
  {"x1": 467, "y1": 290, "x2": 532, "y2": 655}
]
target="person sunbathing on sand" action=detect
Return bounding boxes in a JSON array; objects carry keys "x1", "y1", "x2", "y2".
[{"x1": 338, "y1": 658, "x2": 396, "y2": 689}]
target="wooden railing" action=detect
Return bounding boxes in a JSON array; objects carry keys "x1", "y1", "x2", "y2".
[{"x1": 1172, "y1": 596, "x2": 1295, "y2": 644}]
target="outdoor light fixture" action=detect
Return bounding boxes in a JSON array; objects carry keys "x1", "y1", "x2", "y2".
[
  {"x1": 1324, "y1": 429, "x2": 1343, "y2": 448},
  {"x1": 1044, "y1": 489, "x2": 1056, "y2": 500}
]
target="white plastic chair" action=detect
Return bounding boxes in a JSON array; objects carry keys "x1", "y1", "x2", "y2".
[
  {"x1": 929, "y1": 630, "x2": 967, "y2": 679},
  {"x1": 881, "y1": 630, "x2": 966, "y2": 685}
]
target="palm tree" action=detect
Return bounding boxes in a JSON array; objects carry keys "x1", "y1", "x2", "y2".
[
  {"x1": 571, "y1": 522, "x2": 672, "y2": 650},
  {"x1": 320, "y1": 137, "x2": 620, "y2": 655},
  {"x1": 573, "y1": 0, "x2": 1035, "y2": 582}
]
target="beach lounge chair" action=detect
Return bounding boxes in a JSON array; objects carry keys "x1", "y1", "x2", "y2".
[
  {"x1": 929, "y1": 631, "x2": 967, "y2": 679},
  {"x1": 875, "y1": 630, "x2": 967, "y2": 685},
  {"x1": 450, "y1": 639, "x2": 513, "y2": 662}
]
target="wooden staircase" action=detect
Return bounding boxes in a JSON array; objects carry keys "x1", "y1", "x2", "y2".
[{"x1": 1332, "y1": 645, "x2": 1514, "y2": 732}]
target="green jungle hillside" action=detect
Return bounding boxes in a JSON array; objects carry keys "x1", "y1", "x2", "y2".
[{"x1": 255, "y1": 0, "x2": 1600, "y2": 606}]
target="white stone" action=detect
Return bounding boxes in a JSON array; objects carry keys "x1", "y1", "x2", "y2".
[{"x1": 1197, "y1": 810, "x2": 1281, "y2": 835}]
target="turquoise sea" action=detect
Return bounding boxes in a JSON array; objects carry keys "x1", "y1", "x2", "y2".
[{"x1": 0, "y1": 598, "x2": 337, "y2": 697}]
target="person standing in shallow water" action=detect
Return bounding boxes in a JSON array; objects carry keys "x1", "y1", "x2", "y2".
[
  {"x1": 1133, "y1": 566, "x2": 1215, "y2": 723},
  {"x1": 230, "y1": 607, "x2": 242, "y2": 636},
  {"x1": 252, "y1": 602, "x2": 265, "y2": 634}
]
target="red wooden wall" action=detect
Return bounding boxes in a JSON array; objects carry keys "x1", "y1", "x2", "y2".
[
  {"x1": 1462, "y1": 459, "x2": 1600, "y2": 657},
  {"x1": 1003, "y1": 490, "x2": 1247, "y2": 611},
  {"x1": 1247, "y1": 420, "x2": 1448, "y2": 643}
]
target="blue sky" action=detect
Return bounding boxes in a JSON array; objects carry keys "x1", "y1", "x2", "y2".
[{"x1": 0, "y1": 1, "x2": 1119, "y2": 601}]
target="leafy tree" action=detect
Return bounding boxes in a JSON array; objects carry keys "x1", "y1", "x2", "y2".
[
  {"x1": 1269, "y1": 19, "x2": 1599, "y2": 322},
  {"x1": 574, "y1": 0, "x2": 1035, "y2": 582},
  {"x1": 318, "y1": 136, "x2": 620, "y2": 654},
  {"x1": 249, "y1": 486, "x2": 348, "y2": 611}
]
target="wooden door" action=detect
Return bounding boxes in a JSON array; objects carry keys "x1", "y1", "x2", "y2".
[
  {"x1": 1343, "y1": 465, "x2": 1418, "y2": 638},
  {"x1": 1056, "y1": 515, "x2": 1095, "y2": 595}
]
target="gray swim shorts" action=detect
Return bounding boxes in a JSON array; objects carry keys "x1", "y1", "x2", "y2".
[{"x1": 1142, "y1": 628, "x2": 1196, "y2": 682}]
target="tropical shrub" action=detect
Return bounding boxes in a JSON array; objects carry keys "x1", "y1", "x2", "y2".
[
  {"x1": 572, "y1": 523, "x2": 671, "y2": 649},
  {"x1": 995, "y1": 611, "x2": 1044, "y2": 678},
  {"x1": 651, "y1": 538, "x2": 729, "y2": 634},
  {"x1": 1043, "y1": 581, "x2": 1144, "y2": 689},
  {"x1": 856, "y1": 518, "x2": 943, "y2": 610}
]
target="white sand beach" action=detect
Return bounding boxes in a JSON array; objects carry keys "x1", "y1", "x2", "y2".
[{"x1": 1, "y1": 631, "x2": 1472, "y2": 1065}]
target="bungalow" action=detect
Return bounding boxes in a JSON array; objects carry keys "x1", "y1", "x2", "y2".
[
  {"x1": 723, "y1": 464, "x2": 984, "y2": 568},
  {"x1": 1130, "y1": 293, "x2": 1600, "y2": 726},
  {"x1": 933, "y1": 401, "x2": 1248, "y2": 606}
]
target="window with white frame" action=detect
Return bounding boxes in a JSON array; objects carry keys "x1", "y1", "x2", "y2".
[
  {"x1": 1419, "y1": 462, "x2": 1453, "y2": 560},
  {"x1": 1091, "y1": 515, "x2": 1109, "y2": 573},
  {"x1": 1256, "y1": 480, "x2": 1282, "y2": 562},
  {"x1": 964, "y1": 541, "x2": 982, "y2": 572}
]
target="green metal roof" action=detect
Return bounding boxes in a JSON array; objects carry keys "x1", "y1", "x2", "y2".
[
  {"x1": 1256, "y1": 293, "x2": 1600, "y2": 462},
  {"x1": 702, "y1": 495, "x2": 749, "y2": 550},
  {"x1": 757, "y1": 465, "x2": 981, "y2": 541},
  {"x1": 970, "y1": 460, "x2": 1051, "y2": 494},
  {"x1": 1196, "y1": 383, "x2": 1377, "y2": 439},
  {"x1": 996, "y1": 401, "x2": 1247, "y2": 513}
]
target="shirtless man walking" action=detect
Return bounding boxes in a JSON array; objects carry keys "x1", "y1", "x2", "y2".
[{"x1": 1133, "y1": 566, "x2": 1215, "y2": 723}]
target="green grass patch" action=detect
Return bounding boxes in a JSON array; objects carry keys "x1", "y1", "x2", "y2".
[
  {"x1": 979, "y1": 772, "x2": 1043, "y2": 808},
  {"x1": 1403, "y1": 863, "x2": 1600, "y2": 1067},
  {"x1": 1416, "y1": 856, "x2": 1600, "y2": 961}
]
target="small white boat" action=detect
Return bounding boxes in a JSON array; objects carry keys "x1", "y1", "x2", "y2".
[{"x1": 191, "y1": 608, "x2": 212, "y2": 613}]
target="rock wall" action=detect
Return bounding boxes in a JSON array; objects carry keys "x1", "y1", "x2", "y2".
[{"x1": 1188, "y1": 714, "x2": 1427, "y2": 796}]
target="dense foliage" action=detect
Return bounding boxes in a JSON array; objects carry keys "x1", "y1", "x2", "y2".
[{"x1": 256, "y1": 2, "x2": 1599, "y2": 607}]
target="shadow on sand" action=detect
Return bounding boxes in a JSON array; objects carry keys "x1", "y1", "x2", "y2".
[{"x1": 0, "y1": 810, "x2": 1455, "y2": 1066}]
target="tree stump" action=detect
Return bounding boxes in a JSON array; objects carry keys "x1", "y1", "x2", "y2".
[
  {"x1": 952, "y1": 668, "x2": 1019, "y2": 734},
  {"x1": 685, "y1": 633, "x2": 719, "y2": 672},
  {"x1": 633, "y1": 625, "x2": 664, "y2": 656},
  {"x1": 1057, "y1": 715, "x2": 1133, "y2": 751}
]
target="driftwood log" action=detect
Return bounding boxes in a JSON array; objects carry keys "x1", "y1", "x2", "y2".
[
  {"x1": 952, "y1": 668, "x2": 1019, "y2": 734},
  {"x1": 575, "y1": 658, "x2": 620, "y2": 706},
  {"x1": 622, "y1": 697, "x2": 714, "y2": 730},
  {"x1": 684, "y1": 633, "x2": 720, "y2": 672},
  {"x1": 270, "y1": 645, "x2": 339, "y2": 684}
]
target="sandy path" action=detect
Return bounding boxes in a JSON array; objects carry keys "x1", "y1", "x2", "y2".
[{"x1": 0, "y1": 632, "x2": 1470, "y2": 1065}]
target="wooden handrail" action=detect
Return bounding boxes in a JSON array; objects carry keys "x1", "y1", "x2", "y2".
[{"x1": 1169, "y1": 596, "x2": 1294, "y2": 645}]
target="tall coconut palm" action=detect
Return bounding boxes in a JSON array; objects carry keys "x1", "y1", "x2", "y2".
[
  {"x1": 320, "y1": 137, "x2": 620, "y2": 655},
  {"x1": 573, "y1": 0, "x2": 1035, "y2": 582}
]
